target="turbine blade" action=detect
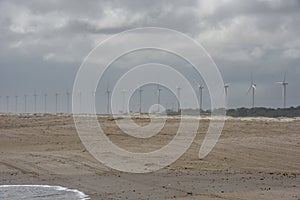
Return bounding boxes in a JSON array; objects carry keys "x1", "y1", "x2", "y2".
[
  {"x1": 283, "y1": 71, "x2": 287, "y2": 82},
  {"x1": 246, "y1": 85, "x2": 252, "y2": 95}
]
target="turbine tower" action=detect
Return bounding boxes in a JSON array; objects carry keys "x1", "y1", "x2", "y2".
[
  {"x1": 15, "y1": 95, "x2": 18, "y2": 113},
  {"x1": 176, "y1": 86, "x2": 181, "y2": 113},
  {"x1": 224, "y1": 84, "x2": 229, "y2": 106},
  {"x1": 122, "y1": 89, "x2": 126, "y2": 114},
  {"x1": 92, "y1": 90, "x2": 96, "y2": 114},
  {"x1": 55, "y1": 92, "x2": 59, "y2": 113},
  {"x1": 276, "y1": 72, "x2": 288, "y2": 108},
  {"x1": 157, "y1": 85, "x2": 162, "y2": 113},
  {"x1": 24, "y1": 94, "x2": 27, "y2": 113},
  {"x1": 44, "y1": 93, "x2": 47, "y2": 113},
  {"x1": 106, "y1": 88, "x2": 111, "y2": 114},
  {"x1": 138, "y1": 87, "x2": 143, "y2": 114},
  {"x1": 247, "y1": 79, "x2": 256, "y2": 108},
  {"x1": 79, "y1": 90, "x2": 82, "y2": 114},
  {"x1": 198, "y1": 84, "x2": 204, "y2": 115},
  {"x1": 6, "y1": 96, "x2": 9, "y2": 113},
  {"x1": 66, "y1": 89, "x2": 70, "y2": 114},
  {"x1": 33, "y1": 91, "x2": 37, "y2": 113}
]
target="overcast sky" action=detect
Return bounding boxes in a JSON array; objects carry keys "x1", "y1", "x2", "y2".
[{"x1": 0, "y1": 0, "x2": 299, "y2": 113}]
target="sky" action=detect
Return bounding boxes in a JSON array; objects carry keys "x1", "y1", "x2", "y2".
[{"x1": 0, "y1": 0, "x2": 299, "y2": 113}]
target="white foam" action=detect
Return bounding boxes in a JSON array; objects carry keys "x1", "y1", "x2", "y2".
[{"x1": 0, "y1": 185, "x2": 90, "y2": 200}]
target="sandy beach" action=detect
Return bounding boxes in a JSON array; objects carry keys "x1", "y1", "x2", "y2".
[{"x1": 0, "y1": 114, "x2": 299, "y2": 199}]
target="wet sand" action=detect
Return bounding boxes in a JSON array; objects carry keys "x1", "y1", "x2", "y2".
[{"x1": 0, "y1": 114, "x2": 299, "y2": 199}]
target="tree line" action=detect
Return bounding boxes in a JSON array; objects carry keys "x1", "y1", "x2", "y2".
[{"x1": 166, "y1": 106, "x2": 300, "y2": 118}]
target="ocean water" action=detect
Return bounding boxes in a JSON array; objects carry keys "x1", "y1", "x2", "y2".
[{"x1": 0, "y1": 185, "x2": 90, "y2": 200}]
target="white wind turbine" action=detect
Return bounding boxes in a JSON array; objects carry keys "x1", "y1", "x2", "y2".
[
  {"x1": 44, "y1": 93, "x2": 47, "y2": 113},
  {"x1": 6, "y1": 96, "x2": 9, "y2": 113},
  {"x1": 224, "y1": 84, "x2": 229, "y2": 107},
  {"x1": 33, "y1": 91, "x2": 37, "y2": 113},
  {"x1": 176, "y1": 86, "x2": 181, "y2": 113},
  {"x1": 66, "y1": 89, "x2": 70, "y2": 113},
  {"x1": 276, "y1": 72, "x2": 288, "y2": 108},
  {"x1": 106, "y1": 88, "x2": 111, "y2": 114},
  {"x1": 15, "y1": 94, "x2": 18, "y2": 113},
  {"x1": 247, "y1": 79, "x2": 256, "y2": 108},
  {"x1": 121, "y1": 89, "x2": 126, "y2": 114},
  {"x1": 157, "y1": 85, "x2": 162, "y2": 113},
  {"x1": 198, "y1": 84, "x2": 204, "y2": 114},
  {"x1": 55, "y1": 92, "x2": 59, "y2": 113},
  {"x1": 24, "y1": 94, "x2": 27, "y2": 113},
  {"x1": 78, "y1": 90, "x2": 82, "y2": 114},
  {"x1": 138, "y1": 87, "x2": 143, "y2": 114},
  {"x1": 92, "y1": 90, "x2": 96, "y2": 114}
]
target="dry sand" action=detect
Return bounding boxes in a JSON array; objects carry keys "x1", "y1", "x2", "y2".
[{"x1": 0, "y1": 114, "x2": 299, "y2": 199}]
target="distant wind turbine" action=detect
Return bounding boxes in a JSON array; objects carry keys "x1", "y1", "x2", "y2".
[
  {"x1": 224, "y1": 84, "x2": 229, "y2": 106},
  {"x1": 122, "y1": 89, "x2": 126, "y2": 114},
  {"x1": 198, "y1": 84, "x2": 204, "y2": 114},
  {"x1": 247, "y1": 79, "x2": 256, "y2": 108},
  {"x1": 106, "y1": 88, "x2": 111, "y2": 114},
  {"x1": 55, "y1": 92, "x2": 59, "y2": 113},
  {"x1": 44, "y1": 93, "x2": 47, "y2": 113},
  {"x1": 6, "y1": 96, "x2": 9, "y2": 113},
  {"x1": 66, "y1": 89, "x2": 70, "y2": 113},
  {"x1": 176, "y1": 86, "x2": 181, "y2": 113},
  {"x1": 157, "y1": 85, "x2": 162, "y2": 113},
  {"x1": 34, "y1": 91, "x2": 37, "y2": 113},
  {"x1": 92, "y1": 90, "x2": 96, "y2": 114},
  {"x1": 276, "y1": 72, "x2": 288, "y2": 108},
  {"x1": 15, "y1": 95, "x2": 18, "y2": 113},
  {"x1": 24, "y1": 94, "x2": 27, "y2": 113},
  {"x1": 138, "y1": 87, "x2": 143, "y2": 114},
  {"x1": 79, "y1": 90, "x2": 82, "y2": 114}
]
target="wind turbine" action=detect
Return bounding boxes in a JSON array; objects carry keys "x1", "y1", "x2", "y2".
[
  {"x1": 92, "y1": 90, "x2": 97, "y2": 114},
  {"x1": 224, "y1": 84, "x2": 229, "y2": 107},
  {"x1": 121, "y1": 89, "x2": 126, "y2": 114},
  {"x1": 198, "y1": 84, "x2": 204, "y2": 115},
  {"x1": 138, "y1": 87, "x2": 143, "y2": 114},
  {"x1": 33, "y1": 91, "x2": 37, "y2": 113},
  {"x1": 247, "y1": 79, "x2": 256, "y2": 108},
  {"x1": 176, "y1": 86, "x2": 181, "y2": 113},
  {"x1": 24, "y1": 94, "x2": 27, "y2": 113},
  {"x1": 78, "y1": 90, "x2": 82, "y2": 114},
  {"x1": 44, "y1": 93, "x2": 47, "y2": 113},
  {"x1": 0, "y1": 96, "x2": 3, "y2": 113},
  {"x1": 157, "y1": 85, "x2": 162, "y2": 113},
  {"x1": 55, "y1": 92, "x2": 59, "y2": 113},
  {"x1": 15, "y1": 95, "x2": 18, "y2": 113},
  {"x1": 66, "y1": 89, "x2": 70, "y2": 113},
  {"x1": 276, "y1": 72, "x2": 288, "y2": 108},
  {"x1": 6, "y1": 96, "x2": 9, "y2": 113},
  {"x1": 106, "y1": 88, "x2": 111, "y2": 114}
]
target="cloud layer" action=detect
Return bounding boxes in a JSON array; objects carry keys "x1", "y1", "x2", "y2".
[{"x1": 0, "y1": 0, "x2": 299, "y2": 112}]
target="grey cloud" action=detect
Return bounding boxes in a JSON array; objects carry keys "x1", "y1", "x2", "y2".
[
  {"x1": 0, "y1": 0, "x2": 299, "y2": 111},
  {"x1": 58, "y1": 19, "x2": 134, "y2": 35}
]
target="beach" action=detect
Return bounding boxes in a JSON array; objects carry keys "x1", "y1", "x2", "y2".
[{"x1": 0, "y1": 114, "x2": 299, "y2": 199}]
